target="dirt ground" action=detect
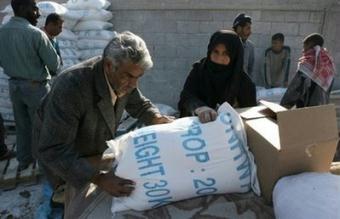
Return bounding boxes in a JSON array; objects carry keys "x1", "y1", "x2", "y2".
[{"x1": 0, "y1": 183, "x2": 43, "y2": 219}]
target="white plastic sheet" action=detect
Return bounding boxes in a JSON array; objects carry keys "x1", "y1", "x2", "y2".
[{"x1": 273, "y1": 172, "x2": 340, "y2": 219}]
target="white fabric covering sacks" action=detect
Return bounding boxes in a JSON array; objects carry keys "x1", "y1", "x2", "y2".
[
  {"x1": 273, "y1": 172, "x2": 340, "y2": 219},
  {"x1": 107, "y1": 102, "x2": 260, "y2": 213}
]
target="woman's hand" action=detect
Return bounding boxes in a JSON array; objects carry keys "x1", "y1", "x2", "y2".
[{"x1": 194, "y1": 106, "x2": 218, "y2": 123}]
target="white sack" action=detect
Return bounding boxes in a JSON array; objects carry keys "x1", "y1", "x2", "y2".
[
  {"x1": 1, "y1": 14, "x2": 12, "y2": 25},
  {"x1": 107, "y1": 102, "x2": 260, "y2": 213},
  {"x1": 273, "y1": 172, "x2": 340, "y2": 219},
  {"x1": 62, "y1": 59, "x2": 79, "y2": 68},
  {"x1": 77, "y1": 39, "x2": 109, "y2": 50},
  {"x1": 36, "y1": 16, "x2": 46, "y2": 28},
  {"x1": 73, "y1": 20, "x2": 113, "y2": 31},
  {"x1": 37, "y1": 1, "x2": 67, "y2": 16},
  {"x1": 63, "y1": 19, "x2": 78, "y2": 30},
  {"x1": 79, "y1": 49, "x2": 103, "y2": 60},
  {"x1": 60, "y1": 48, "x2": 79, "y2": 59},
  {"x1": 58, "y1": 28, "x2": 78, "y2": 41},
  {"x1": 58, "y1": 29, "x2": 78, "y2": 40},
  {"x1": 65, "y1": 9, "x2": 112, "y2": 21},
  {"x1": 0, "y1": 71, "x2": 14, "y2": 121},
  {"x1": 0, "y1": 69, "x2": 7, "y2": 78},
  {"x1": 58, "y1": 40, "x2": 77, "y2": 49},
  {"x1": 1, "y1": 5, "x2": 13, "y2": 14},
  {"x1": 76, "y1": 30, "x2": 117, "y2": 40},
  {"x1": 65, "y1": 0, "x2": 110, "y2": 10}
]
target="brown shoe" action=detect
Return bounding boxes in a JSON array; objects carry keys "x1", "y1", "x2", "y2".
[{"x1": 0, "y1": 149, "x2": 16, "y2": 161}]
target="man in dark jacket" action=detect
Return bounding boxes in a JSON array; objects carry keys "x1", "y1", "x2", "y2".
[{"x1": 34, "y1": 31, "x2": 173, "y2": 198}]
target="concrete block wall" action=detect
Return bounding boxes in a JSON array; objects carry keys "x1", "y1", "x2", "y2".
[
  {"x1": 1, "y1": 0, "x2": 340, "y2": 108},
  {"x1": 110, "y1": 0, "x2": 340, "y2": 107}
]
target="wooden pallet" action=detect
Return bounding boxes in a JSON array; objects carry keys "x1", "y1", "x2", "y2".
[{"x1": 0, "y1": 143, "x2": 40, "y2": 190}]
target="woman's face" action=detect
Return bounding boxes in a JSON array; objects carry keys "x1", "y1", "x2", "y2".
[{"x1": 210, "y1": 44, "x2": 231, "y2": 65}]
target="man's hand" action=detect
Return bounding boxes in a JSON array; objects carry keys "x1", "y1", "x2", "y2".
[
  {"x1": 194, "y1": 106, "x2": 218, "y2": 123},
  {"x1": 92, "y1": 171, "x2": 135, "y2": 197},
  {"x1": 151, "y1": 114, "x2": 175, "y2": 124}
]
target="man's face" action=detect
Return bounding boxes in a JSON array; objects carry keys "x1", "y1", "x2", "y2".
[
  {"x1": 45, "y1": 20, "x2": 64, "y2": 38},
  {"x1": 23, "y1": 0, "x2": 40, "y2": 26},
  {"x1": 236, "y1": 22, "x2": 252, "y2": 41},
  {"x1": 271, "y1": 39, "x2": 284, "y2": 53},
  {"x1": 104, "y1": 59, "x2": 144, "y2": 97}
]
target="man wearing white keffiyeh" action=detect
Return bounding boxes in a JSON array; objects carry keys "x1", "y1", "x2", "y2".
[{"x1": 281, "y1": 33, "x2": 336, "y2": 108}]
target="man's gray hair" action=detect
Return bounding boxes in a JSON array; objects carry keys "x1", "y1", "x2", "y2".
[{"x1": 103, "y1": 31, "x2": 153, "y2": 71}]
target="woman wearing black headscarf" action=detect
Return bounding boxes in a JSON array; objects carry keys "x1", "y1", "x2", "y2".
[{"x1": 178, "y1": 30, "x2": 256, "y2": 123}]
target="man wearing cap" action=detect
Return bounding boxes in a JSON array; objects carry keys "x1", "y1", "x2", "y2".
[{"x1": 232, "y1": 13, "x2": 255, "y2": 81}]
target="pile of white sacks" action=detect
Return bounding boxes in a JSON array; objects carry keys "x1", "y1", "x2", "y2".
[
  {"x1": 0, "y1": 68, "x2": 13, "y2": 122},
  {"x1": 1, "y1": 0, "x2": 116, "y2": 70}
]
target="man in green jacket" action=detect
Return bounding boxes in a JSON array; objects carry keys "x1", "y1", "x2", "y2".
[{"x1": 0, "y1": 0, "x2": 60, "y2": 170}]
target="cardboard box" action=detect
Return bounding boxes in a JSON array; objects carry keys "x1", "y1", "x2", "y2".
[{"x1": 238, "y1": 100, "x2": 339, "y2": 202}]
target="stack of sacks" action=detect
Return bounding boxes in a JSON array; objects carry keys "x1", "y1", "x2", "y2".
[
  {"x1": 57, "y1": 29, "x2": 80, "y2": 69},
  {"x1": 0, "y1": 10, "x2": 14, "y2": 122},
  {"x1": 0, "y1": 68, "x2": 14, "y2": 122},
  {"x1": 64, "y1": 0, "x2": 114, "y2": 60}
]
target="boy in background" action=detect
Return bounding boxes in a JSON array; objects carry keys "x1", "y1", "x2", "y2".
[
  {"x1": 281, "y1": 33, "x2": 335, "y2": 108},
  {"x1": 264, "y1": 33, "x2": 291, "y2": 88}
]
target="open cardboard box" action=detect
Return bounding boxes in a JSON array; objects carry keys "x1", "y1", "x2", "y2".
[{"x1": 238, "y1": 100, "x2": 339, "y2": 202}]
